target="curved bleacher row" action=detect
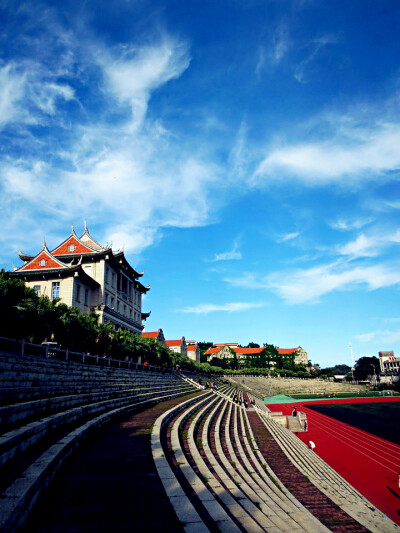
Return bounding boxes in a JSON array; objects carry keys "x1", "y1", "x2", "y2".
[
  {"x1": 152, "y1": 384, "x2": 399, "y2": 533},
  {"x1": 0, "y1": 350, "x2": 198, "y2": 532}
]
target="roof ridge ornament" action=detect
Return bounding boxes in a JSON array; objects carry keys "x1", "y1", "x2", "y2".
[{"x1": 84, "y1": 219, "x2": 88, "y2": 233}]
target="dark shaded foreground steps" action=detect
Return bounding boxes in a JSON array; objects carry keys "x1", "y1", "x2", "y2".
[
  {"x1": 246, "y1": 409, "x2": 368, "y2": 533},
  {"x1": 19, "y1": 392, "x2": 203, "y2": 533}
]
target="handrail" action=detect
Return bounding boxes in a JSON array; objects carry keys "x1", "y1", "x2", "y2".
[{"x1": 0, "y1": 335, "x2": 171, "y2": 374}]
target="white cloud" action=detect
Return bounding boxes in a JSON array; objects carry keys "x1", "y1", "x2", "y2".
[
  {"x1": 252, "y1": 124, "x2": 400, "y2": 186},
  {"x1": 355, "y1": 333, "x2": 375, "y2": 343},
  {"x1": 294, "y1": 34, "x2": 338, "y2": 84},
  {"x1": 0, "y1": 64, "x2": 27, "y2": 128},
  {"x1": 277, "y1": 231, "x2": 300, "y2": 242},
  {"x1": 329, "y1": 217, "x2": 373, "y2": 231},
  {"x1": 178, "y1": 302, "x2": 265, "y2": 314},
  {"x1": 270, "y1": 26, "x2": 290, "y2": 64},
  {"x1": 356, "y1": 329, "x2": 400, "y2": 345},
  {"x1": 211, "y1": 240, "x2": 242, "y2": 262},
  {"x1": 338, "y1": 229, "x2": 400, "y2": 259},
  {"x1": 100, "y1": 38, "x2": 190, "y2": 130},
  {"x1": 225, "y1": 261, "x2": 400, "y2": 304},
  {"x1": 0, "y1": 24, "x2": 227, "y2": 259}
]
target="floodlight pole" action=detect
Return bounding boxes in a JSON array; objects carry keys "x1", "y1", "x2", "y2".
[
  {"x1": 349, "y1": 343, "x2": 355, "y2": 382},
  {"x1": 370, "y1": 364, "x2": 376, "y2": 389}
]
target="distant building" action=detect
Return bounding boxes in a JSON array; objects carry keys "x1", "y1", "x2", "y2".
[
  {"x1": 379, "y1": 351, "x2": 400, "y2": 374},
  {"x1": 277, "y1": 347, "x2": 308, "y2": 366},
  {"x1": 204, "y1": 344, "x2": 308, "y2": 366},
  {"x1": 165, "y1": 337, "x2": 187, "y2": 356},
  {"x1": 142, "y1": 328, "x2": 166, "y2": 345},
  {"x1": 11, "y1": 223, "x2": 150, "y2": 335},
  {"x1": 187, "y1": 344, "x2": 200, "y2": 362}
]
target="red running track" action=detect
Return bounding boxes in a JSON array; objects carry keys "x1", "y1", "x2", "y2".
[{"x1": 268, "y1": 397, "x2": 400, "y2": 525}]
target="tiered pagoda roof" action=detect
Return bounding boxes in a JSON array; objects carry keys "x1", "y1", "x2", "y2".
[{"x1": 13, "y1": 223, "x2": 149, "y2": 291}]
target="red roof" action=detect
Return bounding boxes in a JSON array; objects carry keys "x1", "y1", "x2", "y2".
[
  {"x1": 18, "y1": 247, "x2": 68, "y2": 272},
  {"x1": 205, "y1": 346, "x2": 264, "y2": 356},
  {"x1": 165, "y1": 337, "x2": 185, "y2": 347},
  {"x1": 52, "y1": 234, "x2": 99, "y2": 256},
  {"x1": 187, "y1": 345, "x2": 198, "y2": 351},
  {"x1": 234, "y1": 347, "x2": 264, "y2": 355},
  {"x1": 277, "y1": 348, "x2": 298, "y2": 355},
  {"x1": 142, "y1": 332, "x2": 158, "y2": 339},
  {"x1": 204, "y1": 347, "x2": 222, "y2": 355},
  {"x1": 213, "y1": 342, "x2": 238, "y2": 347}
]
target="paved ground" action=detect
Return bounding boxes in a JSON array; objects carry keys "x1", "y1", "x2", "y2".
[{"x1": 21, "y1": 393, "x2": 202, "y2": 533}]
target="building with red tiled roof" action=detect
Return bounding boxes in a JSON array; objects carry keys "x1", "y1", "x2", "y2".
[
  {"x1": 165, "y1": 337, "x2": 187, "y2": 356},
  {"x1": 187, "y1": 344, "x2": 200, "y2": 362},
  {"x1": 205, "y1": 345, "x2": 263, "y2": 360},
  {"x1": 213, "y1": 342, "x2": 239, "y2": 348},
  {"x1": 277, "y1": 347, "x2": 308, "y2": 365},
  {"x1": 142, "y1": 328, "x2": 166, "y2": 345},
  {"x1": 205, "y1": 344, "x2": 308, "y2": 366},
  {"x1": 11, "y1": 223, "x2": 150, "y2": 335}
]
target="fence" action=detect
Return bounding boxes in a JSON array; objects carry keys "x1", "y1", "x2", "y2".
[{"x1": 0, "y1": 335, "x2": 171, "y2": 374}]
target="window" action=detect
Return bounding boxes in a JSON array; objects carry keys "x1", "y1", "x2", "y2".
[
  {"x1": 124, "y1": 305, "x2": 126, "y2": 315},
  {"x1": 110, "y1": 297, "x2": 114, "y2": 308},
  {"x1": 51, "y1": 282, "x2": 60, "y2": 299},
  {"x1": 117, "y1": 301, "x2": 120, "y2": 312},
  {"x1": 105, "y1": 293, "x2": 108, "y2": 305},
  {"x1": 76, "y1": 284, "x2": 81, "y2": 302},
  {"x1": 85, "y1": 289, "x2": 89, "y2": 306},
  {"x1": 33, "y1": 285, "x2": 41, "y2": 296},
  {"x1": 68, "y1": 244, "x2": 76, "y2": 252},
  {"x1": 39, "y1": 259, "x2": 47, "y2": 267},
  {"x1": 105, "y1": 267, "x2": 109, "y2": 283}
]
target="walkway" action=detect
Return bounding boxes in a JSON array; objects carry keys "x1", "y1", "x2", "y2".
[{"x1": 21, "y1": 392, "x2": 202, "y2": 533}]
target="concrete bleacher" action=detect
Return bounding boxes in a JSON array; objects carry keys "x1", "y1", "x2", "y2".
[
  {"x1": 229, "y1": 376, "x2": 363, "y2": 398},
  {"x1": 152, "y1": 385, "x2": 339, "y2": 532},
  {"x1": 0, "y1": 349, "x2": 197, "y2": 532},
  {"x1": 151, "y1": 384, "x2": 400, "y2": 533},
  {"x1": 2, "y1": 347, "x2": 399, "y2": 533}
]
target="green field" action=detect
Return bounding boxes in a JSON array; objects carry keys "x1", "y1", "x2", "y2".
[{"x1": 307, "y1": 402, "x2": 400, "y2": 446}]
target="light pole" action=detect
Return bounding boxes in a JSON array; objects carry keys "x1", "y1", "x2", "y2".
[
  {"x1": 349, "y1": 343, "x2": 355, "y2": 382},
  {"x1": 370, "y1": 364, "x2": 376, "y2": 390}
]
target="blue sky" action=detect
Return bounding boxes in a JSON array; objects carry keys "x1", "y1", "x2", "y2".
[{"x1": 1, "y1": 0, "x2": 400, "y2": 367}]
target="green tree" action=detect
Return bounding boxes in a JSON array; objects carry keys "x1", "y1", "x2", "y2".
[{"x1": 354, "y1": 356, "x2": 380, "y2": 381}]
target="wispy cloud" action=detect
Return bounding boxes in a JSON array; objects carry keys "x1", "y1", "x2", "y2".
[
  {"x1": 210, "y1": 240, "x2": 242, "y2": 262},
  {"x1": 252, "y1": 123, "x2": 400, "y2": 187},
  {"x1": 0, "y1": 10, "x2": 225, "y2": 259},
  {"x1": 338, "y1": 229, "x2": 400, "y2": 259},
  {"x1": 225, "y1": 260, "x2": 400, "y2": 304},
  {"x1": 356, "y1": 329, "x2": 400, "y2": 345},
  {"x1": 329, "y1": 217, "x2": 373, "y2": 231},
  {"x1": 178, "y1": 302, "x2": 266, "y2": 314},
  {"x1": 294, "y1": 34, "x2": 338, "y2": 84},
  {"x1": 270, "y1": 26, "x2": 290, "y2": 65},
  {"x1": 277, "y1": 231, "x2": 300, "y2": 243},
  {"x1": 99, "y1": 38, "x2": 190, "y2": 130}
]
